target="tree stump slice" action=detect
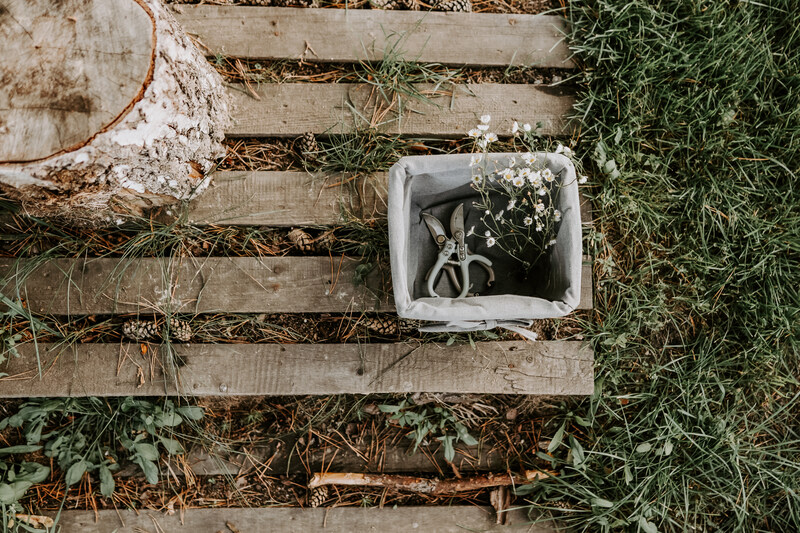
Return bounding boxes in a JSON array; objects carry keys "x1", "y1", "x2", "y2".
[
  {"x1": 0, "y1": 0, "x2": 155, "y2": 162},
  {"x1": 0, "y1": 0, "x2": 230, "y2": 220}
]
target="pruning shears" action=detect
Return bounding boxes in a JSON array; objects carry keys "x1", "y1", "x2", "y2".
[{"x1": 422, "y1": 203, "x2": 495, "y2": 298}]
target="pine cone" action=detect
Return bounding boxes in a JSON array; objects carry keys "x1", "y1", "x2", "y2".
[
  {"x1": 359, "y1": 315, "x2": 399, "y2": 336},
  {"x1": 169, "y1": 318, "x2": 192, "y2": 342},
  {"x1": 296, "y1": 132, "x2": 321, "y2": 163},
  {"x1": 370, "y1": 0, "x2": 419, "y2": 10},
  {"x1": 309, "y1": 486, "x2": 328, "y2": 508},
  {"x1": 433, "y1": 0, "x2": 471, "y2": 11},
  {"x1": 288, "y1": 228, "x2": 317, "y2": 253},
  {"x1": 122, "y1": 319, "x2": 158, "y2": 341}
]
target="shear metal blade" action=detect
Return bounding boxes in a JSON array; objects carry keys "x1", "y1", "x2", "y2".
[
  {"x1": 422, "y1": 213, "x2": 448, "y2": 246},
  {"x1": 450, "y1": 203, "x2": 465, "y2": 241}
]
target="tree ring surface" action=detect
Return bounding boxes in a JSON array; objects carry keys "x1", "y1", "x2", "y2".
[{"x1": 0, "y1": 0, "x2": 156, "y2": 163}]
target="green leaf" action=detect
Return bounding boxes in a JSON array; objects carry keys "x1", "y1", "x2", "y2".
[
  {"x1": 137, "y1": 458, "x2": 159, "y2": 485},
  {"x1": 624, "y1": 464, "x2": 633, "y2": 485},
  {"x1": 65, "y1": 460, "x2": 87, "y2": 486},
  {"x1": 446, "y1": 336, "x2": 455, "y2": 346},
  {"x1": 0, "y1": 483, "x2": 17, "y2": 505},
  {"x1": 99, "y1": 464, "x2": 115, "y2": 498},
  {"x1": 663, "y1": 440, "x2": 674, "y2": 456},
  {"x1": 20, "y1": 462, "x2": 49, "y2": 484},
  {"x1": 378, "y1": 404, "x2": 402, "y2": 414},
  {"x1": 638, "y1": 516, "x2": 658, "y2": 533},
  {"x1": 569, "y1": 435, "x2": 585, "y2": 466},
  {"x1": 0, "y1": 445, "x2": 42, "y2": 455},
  {"x1": 547, "y1": 422, "x2": 566, "y2": 453},
  {"x1": 154, "y1": 412, "x2": 183, "y2": 427},
  {"x1": 635, "y1": 442, "x2": 652, "y2": 454},
  {"x1": 592, "y1": 498, "x2": 614, "y2": 508},
  {"x1": 158, "y1": 436, "x2": 184, "y2": 455},
  {"x1": 134, "y1": 443, "x2": 159, "y2": 462}
]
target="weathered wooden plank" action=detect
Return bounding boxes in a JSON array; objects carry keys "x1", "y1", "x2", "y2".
[
  {"x1": 0, "y1": 256, "x2": 386, "y2": 315},
  {"x1": 1, "y1": 341, "x2": 594, "y2": 396},
  {"x1": 187, "y1": 171, "x2": 386, "y2": 226},
  {"x1": 1, "y1": 256, "x2": 591, "y2": 315},
  {"x1": 227, "y1": 83, "x2": 574, "y2": 137},
  {"x1": 56, "y1": 507, "x2": 556, "y2": 532},
  {"x1": 185, "y1": 441, "x2": 506, "y2": 477},
  {"x1": 174, "y1": 5, "x2": 574, "y2": 69}
]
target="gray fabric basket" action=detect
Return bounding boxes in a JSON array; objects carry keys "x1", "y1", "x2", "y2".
[{"x1": 388, "y1": 153, "x2": 582, "y2": 334}]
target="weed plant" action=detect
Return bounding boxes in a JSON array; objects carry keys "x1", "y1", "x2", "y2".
[
  {"x1": 0, "y1": 397, "x2": 203, "y2": 496},
  {"x1": 517, "y1": 1, "x2": 800, "y2": 531}
]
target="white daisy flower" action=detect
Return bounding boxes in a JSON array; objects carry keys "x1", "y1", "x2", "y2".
[
  {"x1": 523, "y1": 216, "x2": 533, "y2": 226},
  {"x1": 512, "y1": 176, "x2": 525, "y2": 187},
  {"x1": 484, "y1": 231, "x2": 491, "y2": 237},
  {"x1": 530, "y1": 172, "x2": 543, "y2": 187},
  {"x1": 554, "y1": 209, "x2": 561, "y2": 222},
  {"x1": 508, "y1": 158, "x2": 516, "y2": 168},
  {"x1": 507, "y1": 199, "x2": 516, "y2": 210},
  {"x1": 511, "y1": 121, "x2": 519, "y2": 135},
  {"x1": 480, "y1": 114, "x2": 491, "y2": 124},
  {"x1": 548, "y1": 238, "x2": 558, "y2": 247},
  {"x1": 467, "y1": 128, "x2": 481, "y2": 138},
  {"x1": 535, "y1": 201, "x2": 545, "y2": 214},
  {"x1": 477, "y1": 124, "x2": 490, "y2": 131},
  {"x1": 478, "y1": 138, "x2": 488, "y2": 149},
  {"x1": 486, "y1": 237, "x2": 496, "y2": 247},
  {"x1": 523, "y1": 123, "x2": 532, "y2": 132},
  {"x1": 500, "y1": 168, "x2": 514, "y2": 181},
  {"x1": 485, "y1": 132, "x2": 498, "y2": 143},
  {"x1": 579, "y1": 175, "x2": 588, "y2": 184},
  {"x1": 518, "y1": 167, "x2": 531, "y2": 179},
  {"x1": 521, "y1": 152, "x2": 536, "y2": 164},
  {"x1": 471, "y1": 175, "x2": 482, "y2": 186},
  {"x1": 542, "y1": 168, "x2": 554, "y2": 182},
  {"x1": 538, "y1": 187, "x2": 547, "y2": 196},
  {"x1": 555, "y1": 143, "x2": 572, "y2": 157},
  {"x1": 536, "y1": 223, "x2": 543, "y2": 231},
  {"x1": 470, "y1": 153, "x2": 483, "y2": 166}
]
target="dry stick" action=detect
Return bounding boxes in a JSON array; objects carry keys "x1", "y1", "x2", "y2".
[{"x1": 307, "y1": 470, "x2": 555, "y2": 494}]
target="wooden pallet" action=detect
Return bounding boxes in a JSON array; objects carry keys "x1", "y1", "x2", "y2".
[{"x1": 6, "y1": 5, "x2": 588, "y2": 529}]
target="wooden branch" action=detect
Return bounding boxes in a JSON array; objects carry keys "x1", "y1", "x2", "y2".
[{"x1": 307, "y1": 470, "x2": 555, "y2": 494}]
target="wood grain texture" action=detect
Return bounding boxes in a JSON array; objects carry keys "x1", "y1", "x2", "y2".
[
  {"x1": 2, "y1": 341, "x2": 594, "y2": 396},
  {"x1": 173, "y1": 5, "x2": 574, "y2": 69},
  {"x1": 0, "y1": 0, "x2": 155, "y2": 162},
  {"x1": 227, "y1": 83, "x2": 575, "y2": 137},
  {"x1": 1, "y1": 256, "x2": 591, "y2": 314},
  {"x1": 186, "y1": 171, "x2": 386, "y2": 225},
  {"x1": 0, "y1": 256, "x2": 387, "y2": 315},
  {"x1": 56, "y1": 507, "x2": 557, "y2": 532}
]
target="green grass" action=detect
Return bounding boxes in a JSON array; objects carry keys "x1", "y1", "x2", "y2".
[{"x1": 518, "y1": 1, "x2": 800, "y2": 531}]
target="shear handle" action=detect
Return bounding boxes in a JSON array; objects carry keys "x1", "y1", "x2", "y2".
[
  {"x1": 456, "y1": 253, "x2": 494, "y2": 299},
  {"x1": 426, "y1": 239, "x2": 457, "y2": 298}
]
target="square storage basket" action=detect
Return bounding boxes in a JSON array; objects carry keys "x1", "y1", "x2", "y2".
[{"x1": 388, "y1": 153, "x2": 582, "y2": 330}]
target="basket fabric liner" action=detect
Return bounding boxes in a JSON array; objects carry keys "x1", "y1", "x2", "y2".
[{"x1": 388, "y1": 153, "x2": 582, "y2": 335}]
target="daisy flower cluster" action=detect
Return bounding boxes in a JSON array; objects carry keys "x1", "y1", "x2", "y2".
[{"x1": 465, "y1": 115, "x2": 583, "y2": 272}]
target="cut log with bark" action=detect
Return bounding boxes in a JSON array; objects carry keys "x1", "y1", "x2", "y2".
[{"x1": 0, "y1": 0, "x2": 230, "y2": 220}]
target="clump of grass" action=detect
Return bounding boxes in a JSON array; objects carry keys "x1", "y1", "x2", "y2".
[{"x1": 517, "y1": 1, "x2": 800, "y2": 531}]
